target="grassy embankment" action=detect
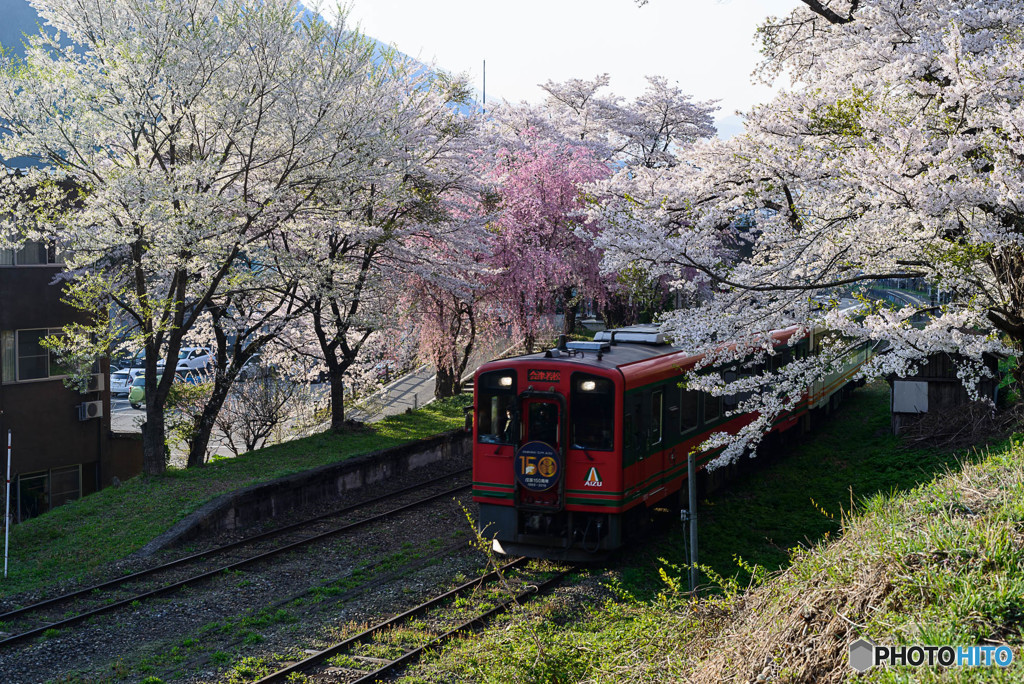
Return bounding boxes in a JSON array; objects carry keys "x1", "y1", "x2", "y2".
[
  {"x1": 0, "y1": 396, "x2": 472, "y2": 599},
  {"x1": 416, "y1": 382, "x2": 1024, "y2": 683}
]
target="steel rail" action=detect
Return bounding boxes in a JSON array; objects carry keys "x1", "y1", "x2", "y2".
[
  {"x1": 253, "y1": 559, "x2": 569, "y2": 684},
  {"x1": 0, "y1": 477, "x2": 471, "y2": 649},
  {"x1": 0, "y1": 466, "x2": 470, "y2": 625},
  {"x1": 350, "y1": 571, "x2": 568, "y2": 684}
]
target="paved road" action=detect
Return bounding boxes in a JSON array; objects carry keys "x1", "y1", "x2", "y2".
[
  {"x1": 878, "y1": 288, "x2": 929, "y2": 308},
  {"x1": 350, "y1": 366, "x2": 439, "y2": 424}
]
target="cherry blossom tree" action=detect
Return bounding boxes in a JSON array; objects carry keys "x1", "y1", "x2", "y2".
[
  {"x1": 175, "y1": 254, "x2": 309, "y2": 467},
  {"x1": 280, "y1": 64, "x2": 483, "y2": 431},
  {"x1": 404, "y1": 269, "x2": 480, "y2": 399},
  {"x1": 524, "y1": 75, "x2": 717, "y2": 327},
  {"x1": 0, "y1": 0, "x2": 390, "y2": 473},
  {"x1": 481, "y1": 130, "x2": 612, "y2": 348},
  {"x1": 598, "y1": 0, "x2": 1024, "y2": 465},
  {"x1": 540, "y1": 74, "x2": 717, "y2": 168},
  {"x1": 398, "y1": 203, "x2": 496, "y2": 399}
]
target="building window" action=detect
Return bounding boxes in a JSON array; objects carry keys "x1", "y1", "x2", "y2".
[
  {"x1": 0, "y1": 240, "x2": 60, "y2": 266},
  {"x1": 16, "y1": 465, "x2": 82, "y2": 522},
  {"x1": 1, "y1": 330, "x2": 14, "y2": 382},
  {"x1": 1, "y1": 328, "x2": 68, "y2": 383},
  {"x1": 50, "y1": 465, "x2": 82, "y2": 508}
]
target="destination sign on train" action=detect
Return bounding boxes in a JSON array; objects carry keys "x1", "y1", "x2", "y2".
[{"x1": 527, "y1": 369, "x2": 561, "y2": 382}]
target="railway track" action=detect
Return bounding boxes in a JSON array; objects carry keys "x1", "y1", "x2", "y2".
[
  {"x1": 0, "y1": 468, "x2": 472, "y2": 650},
  {"x1": 252, "y1": 558, "x2": 570, "y2": 683}
]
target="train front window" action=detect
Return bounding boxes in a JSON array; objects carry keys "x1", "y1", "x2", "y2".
[
  {"x1": 477, "y1": 371, "x2": 517, "y2": 444},
  {"x1": 570, "y1": 374, "x2": 614, "y2": 450},
  {"x1": 527, "y1": 401, "x2": 559, "y2": 447}
]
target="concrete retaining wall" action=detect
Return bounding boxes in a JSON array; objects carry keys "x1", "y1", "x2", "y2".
[{"x1": 137, "y1": 429, "x2": 471, "y2": 556}]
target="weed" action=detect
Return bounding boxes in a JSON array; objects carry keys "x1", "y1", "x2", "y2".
[
  {"x1": 242, "y1": 630, "x2": 265, "y2": 645},
  {"x1": 327, "y1": 653, "x2": 361, "y2": 669},
  {"x1": 222, "y1": 655, "x2": 278, "y2": 683}
]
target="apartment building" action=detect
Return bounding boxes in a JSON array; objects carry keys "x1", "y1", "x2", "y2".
[{"x1": 0, "y1": 241, "x2": 140, "y2": 522}]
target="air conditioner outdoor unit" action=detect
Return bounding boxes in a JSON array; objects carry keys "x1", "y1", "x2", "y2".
[
  {"x1": 78, "y1": 400, "x2": 104, "y2": 421},
  {"x1": 85, "y1": 373, "x2": 104, "y2": 393},
  {"x1": 77, "y1": 373, "x2": 104, "y2": 394}
]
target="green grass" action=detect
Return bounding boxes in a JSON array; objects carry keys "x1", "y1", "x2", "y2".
[
  {"x1": 417, "y1": 384, "x2": 1024, "y2": 682},
  {"x1": 624, "y1": 381, "x2": 976, "y2": 596},
  {"x1": 0, "y1": 395, "x2": 471, "y2": 598}
]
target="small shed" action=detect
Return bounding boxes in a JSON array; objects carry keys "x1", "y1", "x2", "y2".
[{"x1": 889, "y1": 352, "x2": 1002, "y2": 435}]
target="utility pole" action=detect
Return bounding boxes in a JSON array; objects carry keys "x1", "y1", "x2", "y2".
[
  {"x1": 5, "y1": 429, "x2": 11, "y2": 579},
  {"x1": 680, "y1": 450, "x2": 698, "y2": 593}
]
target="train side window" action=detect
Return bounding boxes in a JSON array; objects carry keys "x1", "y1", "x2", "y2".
[
  {"x1": 679, "y1": 389, "x2": 699, "y2": 433},
  {"x1": 570, "y1": 373, "x2": 614, "y2": 450},
  {"x1": 649, "y1": 389, "x2": 663, "y2": 446},
  {"x1": 704, "y1": 393, "x2": 722, "y2": 423},
  {"x1": 722, "y1": 370, "x2": 739, "y2": 409},
  {"x1": 477, "y1": 371, "x2": 517, "y2": 444},
  {"x1": 736, "y1": 370, "x2": 754, "y2": 404},
  {"x1": 624, "y1": 394, "x2": 645, "y2": 456}
]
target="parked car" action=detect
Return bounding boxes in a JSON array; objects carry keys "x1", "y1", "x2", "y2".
[
  {"x1": 110, "y1": 368, "x2": 145, "y2": 397},
  {"x1": 111, "y1": 349, "x2": 146, "y2": 372},
  {"x1": 128, "y1": 372, "x2": 185, "y2": 409},
  {"x1": 374, "y1": 359, "x2": 398, "y2": 382},
  {"x1": 127, "y1": 373, "x2": 155, "y2": 410},
  {"x1": 157, "y1": 346, "x2": 213, "y2": 373},
  {"x1": 237, "y1": 353, "x2": 276, "y2": 380}
]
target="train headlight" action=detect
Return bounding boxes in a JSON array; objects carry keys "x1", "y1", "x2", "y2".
[
  {"x1": 580, "y1": 380, "x2": 597, "y2": 392},
  {"x1": 499, "y1": 375, "x2": 513, "y2": 387}
]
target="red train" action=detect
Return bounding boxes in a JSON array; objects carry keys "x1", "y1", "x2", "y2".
[{"x1": 471, "y1": 325, "x2": 868, "y2": 560}]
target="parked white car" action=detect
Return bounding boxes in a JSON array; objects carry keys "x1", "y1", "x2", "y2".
[
  {"x1": 157, "y1": 347, "x2": 214, "y2": 373},
  {"x1": 110, "y1": 368, "x2": 144, "y2": 397}
]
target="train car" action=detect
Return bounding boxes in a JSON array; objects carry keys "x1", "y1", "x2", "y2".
[{"x1": 471, "y1": 324, "x2": 869, "y2": 561}]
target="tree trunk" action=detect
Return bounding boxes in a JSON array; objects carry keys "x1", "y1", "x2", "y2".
[
  {"x1": 187, "y1": 373, "x2": 233, "y2": 467},
  {"x1": 433, "y1": 304, "x2": 477, "y2": 399},
  {"x1": 329, "y1": 367, "x2": 347, "y2": 432},
  {"x1": 141, "y1": 347, "x2": 173, "y2": 475},
  {"x1": 561, "y1": 287, "x2": 579, "y2": 337},
  {"x1": 141, "y1": 404, "x2": 167, "y2": 475},
  {"x1": 434, "y1": 365, "x2": 460, "y2": 399}
]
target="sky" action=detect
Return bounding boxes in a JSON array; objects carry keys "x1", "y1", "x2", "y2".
[{"x1": 344, "y1": 0, "x2": 803, "y2": 138}]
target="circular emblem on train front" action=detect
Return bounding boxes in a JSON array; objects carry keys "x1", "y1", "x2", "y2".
[{"x1": 515, "y1": 441, "x2": 561, "y2": 492}]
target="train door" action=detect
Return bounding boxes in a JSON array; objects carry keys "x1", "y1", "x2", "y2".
[
  {"x1": 516, "y1": 398, "x2": 564, "y2": 508},
  {"x1": 524, "y1": 399, "x2": 561, "y2": 450},
  {"x1": 645, "y1": 388, "x2": 666, "y2": 500},
  {"x1": 623, "y1": 392, "x2": 645, "y2": 496}
]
